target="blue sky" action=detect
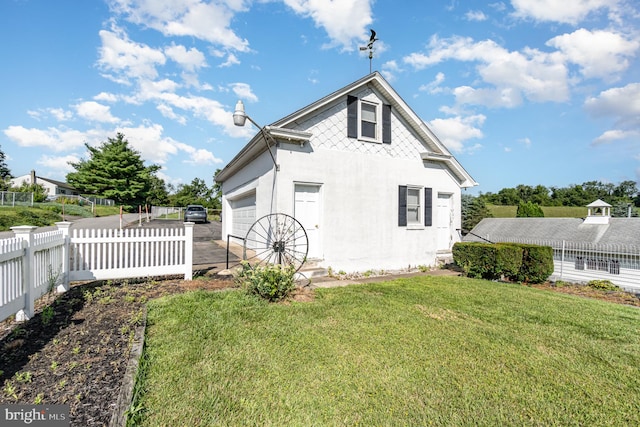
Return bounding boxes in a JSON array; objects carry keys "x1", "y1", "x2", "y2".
[{"x1": 1, "y1": 0, "x2": 638, "y2": 195}]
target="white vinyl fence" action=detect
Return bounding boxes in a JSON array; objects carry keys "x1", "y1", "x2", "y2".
[
  {"x1": 1, "y1": 222, "x2": 193, "y2": 322},
  {"x1": 504, "y1": 239, "x2": 640, "y2": 293}
]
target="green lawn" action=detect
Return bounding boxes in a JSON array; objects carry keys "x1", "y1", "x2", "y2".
[
  {"x1": 131, "y1": 276, "x2": 640, "y2": 426},
  {"x1": 0, "y1": 204, "x2": 122, "y2": 231}
]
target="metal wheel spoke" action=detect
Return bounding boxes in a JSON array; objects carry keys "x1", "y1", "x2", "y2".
[{"x1": 243, "y1": 213, "x2": 309, "y2": 273}]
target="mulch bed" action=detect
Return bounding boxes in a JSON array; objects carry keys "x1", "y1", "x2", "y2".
[
  {"x1": 1, "y1": 273, "x2": 638, "y2": 426},
  {"x1": 0, "y1": 276, "x2": 235, "y2": 426}
]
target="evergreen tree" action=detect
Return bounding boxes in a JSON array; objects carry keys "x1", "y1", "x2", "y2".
[
  {"x1": 66, "y1": 133, "x2": 160, "y2": 208},
  {"x1": 516, "y1": 201, "x2": 544, "y2": 217},
  {"x1": 461, "y1": 193, "x2": 493, "y2": 233},
  {"x1": 0, "y1": 145, "x2": 11, "y2": 190}
]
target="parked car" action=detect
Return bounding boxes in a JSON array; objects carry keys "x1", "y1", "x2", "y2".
[{"x1": 184, "y1": 205, "x2": 208, "y2": 223}]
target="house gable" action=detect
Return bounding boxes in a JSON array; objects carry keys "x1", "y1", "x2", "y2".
[{"x1": 269, "y1": 72, "x2": 476, "y2": 188}]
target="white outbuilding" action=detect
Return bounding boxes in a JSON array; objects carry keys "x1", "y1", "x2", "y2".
[{"x1": 215, "y1": 72, "x2": 477, "y2": 272}]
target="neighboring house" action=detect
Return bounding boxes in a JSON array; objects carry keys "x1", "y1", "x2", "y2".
[
  {"x1": 464, "y1": 199, "x2": 640, "y2": 291},
  {"x1": 10, "y1": 170, "x2": 78, "y2": 198},
  {"x1": 215, "y1": 72, "x2": 477, "y2": 272}
]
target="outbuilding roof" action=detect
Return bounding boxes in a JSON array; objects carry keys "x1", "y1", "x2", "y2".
[{"x1": 464, "y1": 217, "x2": 640, "y2": 246}]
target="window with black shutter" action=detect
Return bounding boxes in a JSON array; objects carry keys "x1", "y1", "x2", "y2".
[
  {"x1": 398, "y1": 186, "x2": 432, "y2": 227},
  {"x1": 347, "y1": 95, "x2": 391, "y2": 143}
]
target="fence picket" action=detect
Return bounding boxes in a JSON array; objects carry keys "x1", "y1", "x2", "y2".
[{"x1": 1, "y1": 222, "x2": 194, "y2": 322}]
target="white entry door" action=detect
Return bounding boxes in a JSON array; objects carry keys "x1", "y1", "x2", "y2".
[
  {"x1": 436, "y1": 193, "x2": 453, "y2": 251},
  {"x1": 294, "y1": 184, "x2": 322, "y2": 259}
]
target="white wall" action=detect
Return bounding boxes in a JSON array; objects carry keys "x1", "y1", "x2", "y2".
[
  {"x1": 220, "y1": 86, "x2": 467, "y2": 272},
  {"x1": 275, "y1": 144, "x2": 461, "y2": 272},
  {"x1": 220, "y1": 150, "x2": 277, "y2": 240}
]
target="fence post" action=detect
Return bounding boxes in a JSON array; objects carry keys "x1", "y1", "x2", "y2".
[
  {"x1": 56, "y1": 221, "x2": 72, "y2": 292},
  {"x1": 560, "y1": 240, "x2": 565, "y2": 281},
  {"x1": 184, "y1": 222, "x2": 194, "y2": 280},
  {"x1": 11, "y1": 226, "x2": 37, "y2": 321}
]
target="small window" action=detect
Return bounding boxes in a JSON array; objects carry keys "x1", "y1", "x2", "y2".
[
  {"x1": 347, "y1": 95, "x2": 391, "y2": 144},
  {"x1": 360, "y1": 102, "x2": 377, "y2": 139},
  {"x1": 399, "y1": 186, "x2": 432, "y2": 227},
  {"x1": 407, "y1": 187, "x2": 421, "y2": 224}
]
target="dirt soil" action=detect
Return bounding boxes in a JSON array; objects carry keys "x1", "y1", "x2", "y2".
[{"x1": 1, "y1": 274, "x2": 638, "y2": 426}]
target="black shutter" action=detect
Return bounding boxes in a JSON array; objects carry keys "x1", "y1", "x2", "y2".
[
  {"x1": 382, "y1": 104, "x2": 391, "y2": 144},
  {"x1": 398, "y1": 186, "x2": 407, "y2": 227},
  {"x1": 347, "y1": 95, "x2": 358, "y2": 138},
  {"x1": 424, "y1": 187, "x2": 433, "y2": 227}
]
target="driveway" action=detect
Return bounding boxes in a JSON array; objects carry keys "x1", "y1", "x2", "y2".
[{"x1": 137, "y1": 218, "x2": 242, "y2": 271}]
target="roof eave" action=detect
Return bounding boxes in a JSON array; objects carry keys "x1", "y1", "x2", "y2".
[{"x1": 215, "y1": 127, "x2": 312, "y2": 183}]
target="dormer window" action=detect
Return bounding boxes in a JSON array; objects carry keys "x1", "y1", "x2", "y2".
[{"x1": 347, "y1": 95, "x2": 392, "y2": 144}]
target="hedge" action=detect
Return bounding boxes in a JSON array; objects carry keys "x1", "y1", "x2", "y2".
[{"x1": 453, "y1": 242, "x2": 553, "y2": 284}]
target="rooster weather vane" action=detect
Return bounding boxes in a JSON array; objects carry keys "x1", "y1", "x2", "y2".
[{"x1": 359, "y1": 29, "x2": 378, "y2": 73}]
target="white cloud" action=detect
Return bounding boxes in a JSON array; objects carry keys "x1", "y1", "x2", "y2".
[
  {"x1": 592, "y1": 129, "x2": 639, "y2": 145},
  {"x1": 465, "y1": 10, "x2": 488, "y2": 21},
  {"x1": 419, "y1": 72, "x2": 446, "y2": 94},
  {"x1": 48, "y1": 108, "x2": 74, "y2": 121},
  {"x1": 3, "y1": 126, "x2": 103, "y2": 152},
  {"x1": 230, "y1": 83, "x2": 258, "y2": 103},
  {"x1": 404, "y1": 36, "x2": 569, "y2": 107},
  {"x1": 585, "y1": 83, "x2": 640, "y2": 147},
  {"x1": 108, "y1": 0, "x2": 250, "y2": 52},
  {"x1": 94, "y1": 92, "x2": 119, "y2": 103},
  {"x1": 282, "y1": 0, "x2": 374, "y2": 50},
  {"x1": 164, "y1": 44, "x2": 207, "y2": 72},
  {"x1": 511, "y1": 0, "x2": 617, "y2": 24},
  {"x1": 75, "y1": 101, "x2": 120, "y2": 124},
  {"x1": 97, "y1": 26, "x2": 166, "y2": 82},
  {"x1": 547, "y1": 29, "x2": 639, "y2": 80},
  {"x1": 584, "y1": 82, "x2": 640, "y2": 124},
  {"x1": 219, "y1": 53, "x2": 240, "y2": 68},
  {"x1": 428, "y1": 114, "x2": 486, "y2": 152},
  {"x1": 37, "y1": 154, "x2": 81, "y2": 175},
  {"x1": 157, "y1": 104, "x2": 187, "y2": 125},
  {"x1": 183, "y1": 148, "x2": 223, "y2": 165}
]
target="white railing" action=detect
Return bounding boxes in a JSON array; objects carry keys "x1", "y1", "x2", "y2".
[
  {"x1": 501, "y1": 239, "x2": 640, "y2": 293},
  {"x1": 0, "y1": 222, "x2": 193, "y2": 322}
]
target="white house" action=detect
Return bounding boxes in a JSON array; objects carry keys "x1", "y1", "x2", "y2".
[
  {"x1": 10, "y1": 170, "x2": 78, "y2": 198},
  {"x1": 215, "y1": 72, "x2": 477, "y2": 272}
]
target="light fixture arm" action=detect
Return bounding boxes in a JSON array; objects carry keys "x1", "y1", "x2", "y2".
[{"x1": 233, "y1": 100, "x2": 279, "y2": 171}]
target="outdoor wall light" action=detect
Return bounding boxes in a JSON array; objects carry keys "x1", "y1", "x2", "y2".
[{"x1": 232, "y1": 100, "x2": 279, "y2": 171}]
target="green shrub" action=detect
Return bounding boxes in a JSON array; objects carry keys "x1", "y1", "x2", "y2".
[
  {"x1": 587, "y1": 280, "x2": 619, "y2": 291},
  {"x1": 453, "y1": 242, "x2": 522, "y2": 280},
  {"x1": 511, "y1": 244, "x2": 554, "y2": 284},
  {"x1": 452, "y1": 242, "x2": 495, "y2": 279},
  {"x1": 454, "y1": 242, "x2": 553, "y2": 284},
  {"x1": 516, "y1": 201, "x2": 545, "y2": 217},
  {"x1": 234, "y1": 262, "x2": 296, "y2": 302}
]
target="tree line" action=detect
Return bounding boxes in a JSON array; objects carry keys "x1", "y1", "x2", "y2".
[
  {"x1": 477, "y1": 181, "x2": 639, "y2": 208},
  {"x1": 462, "y1": 180, "x2": 639, "y2": 232},
  {"x1": 0, "y1": 133, "x2": 222, "y2": 211}
]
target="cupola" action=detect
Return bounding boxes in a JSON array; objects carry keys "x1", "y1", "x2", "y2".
[{"x1": 583, "y1": 199, "x2": 611, "y2": 224}]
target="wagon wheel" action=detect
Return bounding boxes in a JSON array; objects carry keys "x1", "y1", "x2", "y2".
[{"x1": 243, "y1": 213, "x2": 308, "y2": 272}]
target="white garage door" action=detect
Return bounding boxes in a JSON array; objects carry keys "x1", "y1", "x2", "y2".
[{"x1": 231, "y1": 193, "x2": 256, "y2": 241}]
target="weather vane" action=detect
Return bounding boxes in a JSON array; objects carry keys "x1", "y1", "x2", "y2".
[{"x1": 359, "y1": 29, "x2": 378, "y2": 73}]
